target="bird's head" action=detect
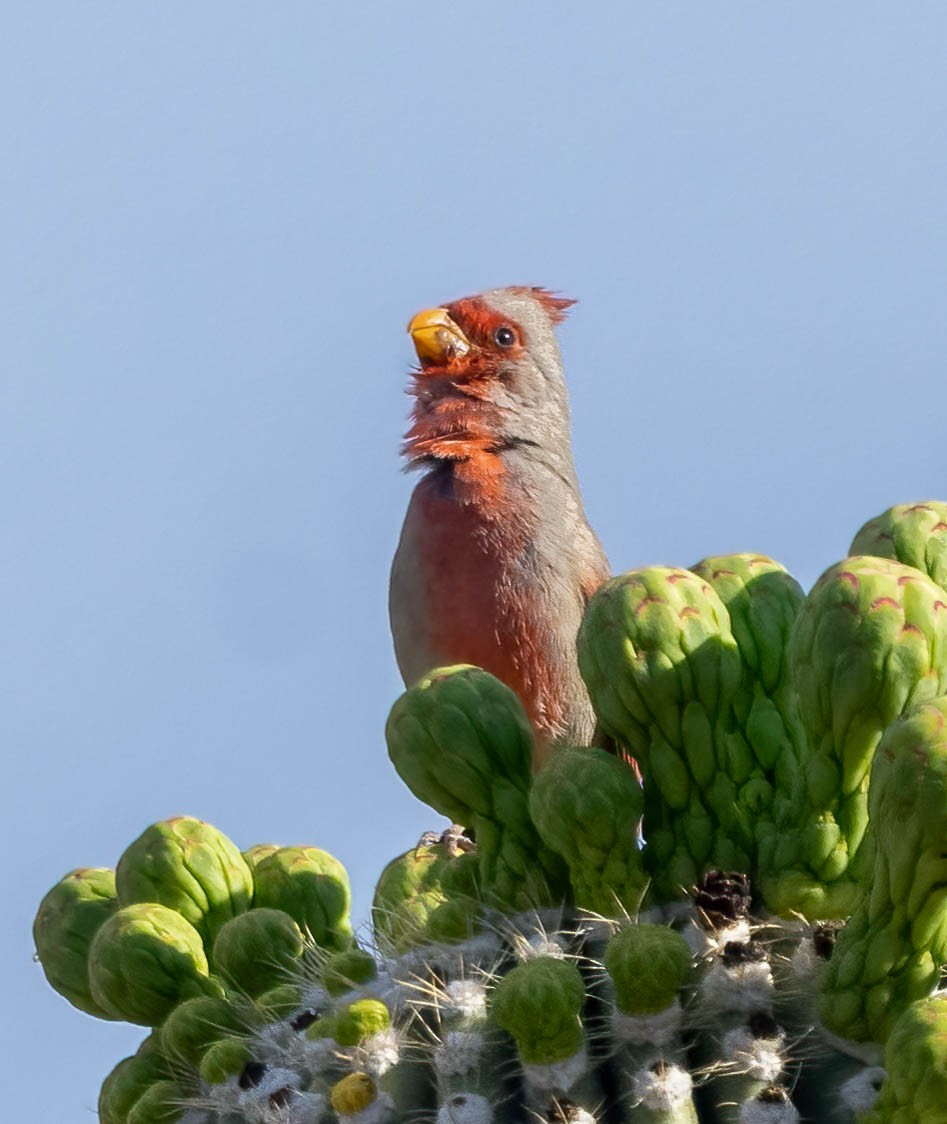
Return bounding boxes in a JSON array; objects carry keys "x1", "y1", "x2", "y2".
[{"x1": 402, "y1": 286, "x2": 578, "y2": 473}]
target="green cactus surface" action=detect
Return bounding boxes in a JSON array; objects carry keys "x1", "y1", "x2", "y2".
[
  {"x1": 211, "y1": 907, "x2": 305, "y2": 997},
  {"x1": 32, "y1": 866, "x2": 120, "y2": 1019},
  {"x1": 769, "y1": 556, "x2": 947, "y2": 919},
  {"x1": 529, "y1": 745, "x2": 648, "y2": 917},
  {"x1": 88, "y1": 902, "x2": 225, "y2": 1025},
  {"x1": 577, "y1": 566, "x2": 752, "y2": 899},
  {"x1": 98, "y1": 1038, "x2": 170, "y2": 1124},
  {"x1": 116, "y1": 817, "x2": 253, "y2": 949},
  {"x1": 491, "y1": 955, "x2": 586, "y2": 1066},
  {"x1": 850, "y1": 500, "x2": 947, "y2": 592},
  {"x1": 604, "y1": 923, "x2": 693, "y2": 1016},
  {"x1": 250, "y1": 844, "x2": 353, "y2": 950},
  {"x1": 860, "y1": 994, "x2": 947, "y2": 1123},
  {"x1": 386, "y1": 665, "x2": 567, "y2": 911},
  {"x1": 35, "y1": 502, "x2": 947, "y2": 1123},
  {"x1": 371, "y1": 843, "x2": 455, "y2": 951},
  {"x1": 820, "y1": 696, "x2": 947, "y2": 1042}
]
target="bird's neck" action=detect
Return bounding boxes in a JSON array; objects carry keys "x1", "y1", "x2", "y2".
[
  {"x1": 403, "y1": 390, "x2": 582, "y2": 515},
  {"x1": 402, "y1": 393, "x2": 515, "y2": 512},
  {"x1": 414, "y1": 453, "x2": 519, "y2": 519}
]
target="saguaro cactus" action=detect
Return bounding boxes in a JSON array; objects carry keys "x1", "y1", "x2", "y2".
[{"x1": 32, "y1": 501, "x2": 947, "y2": 1123}]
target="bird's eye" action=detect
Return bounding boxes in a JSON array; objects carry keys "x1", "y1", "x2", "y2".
[{"x1": 493, "y1": 326, "x2": 516, "y2": 347}]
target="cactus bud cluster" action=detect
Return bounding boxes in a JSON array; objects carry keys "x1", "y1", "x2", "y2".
[{"x1": 33, "y1": 501, "x2": 947, "y2": 1121}]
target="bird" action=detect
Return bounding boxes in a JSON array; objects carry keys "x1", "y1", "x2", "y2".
[{"x1": 389, "y1": 286, "x2": 610, "y2": 769}]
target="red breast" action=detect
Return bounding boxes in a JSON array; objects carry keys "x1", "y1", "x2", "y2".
[{"x1": 389, "y1": 287, "x2": 610, "y2": 767}]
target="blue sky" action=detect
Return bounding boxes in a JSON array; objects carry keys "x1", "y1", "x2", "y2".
[{"x1": 4, "y1": 4, "x2": 946, "y2": 1118}]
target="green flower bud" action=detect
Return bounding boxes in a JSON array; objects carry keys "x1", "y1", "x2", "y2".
[
  {"x1": 424, "y1": 897, "x2": 480, "y2": 944},
  {"x1": 254, "y1": 983, "x2": 304, "y2": 1021},
  {"x1": 529, "y1": 747, "x2": 647, "y2": 917},
  {"x1": 126, "y1": 1078, "x2": 188, "y2": 1124},
  {"x1": 387, "y1": 666, "x2": 532, "y2": 825},
  {"x1": 88, "y1": 902, "x2": 224, "y2": 1026},
  {"x1": 198, "y1": 1035, "x2": 253, "y2": 1085},
  {"x1": 333, "y1": 999, "x2": 390, "y2": 1047},
  {"x1": 322, "y1": 948, "x2": 378, "y2": 996},
  {"x1": 438, "y1": 849, "x2": 481, "y2": 898},
  {"x1": 305, "y1": 1013, "x2": 338, "y2": 1041},
  {"x1": 491, "y1": 957, "x2": 585, "y2": 1066},
  {"x1": 116, "y1": 818, "x2": 252, "y2": 949},
  {"x1": 159, "y1": 995, "x2": 248, "y2": 1066},
  {"x1": 211, "y1": 908, "x2": 305, "y2": 997},
  {"x1": 251, "y1": 846, "x2": 352, "y2": 951},
  {"x1": 850, "y1": 501, "x2": 947, "y2": 592},
  {"x1": 241, "y1": 843, "x2": 280, "y2": 872},
  {"x1": 98, "y1": 1039, "x2": 169, "y2": 1124},
  {"x1": 690, "y1": 554, "x2": 808, "y2": 893},
  {"x1": 331, "y1": 1072, "x2": 377, "y2": 1116},
  {"x1": 604, "y1": 924, "x2": 693, "y2": 1016},
  {"x1": 33, "y1": 866, "x2": 120, "y2": 1019},
  {"x1": 691, "y1": 554, "x2": 806, "y2": 699},
  {"x1": 578, "y1": 567, "x2": 750, "y2": 899},
  {"x1": 371, "y1": 844, "x2": 451, "y2": 951},
  {"x1": 386, "y1": 666, "x2": 567, "y2": 911}
]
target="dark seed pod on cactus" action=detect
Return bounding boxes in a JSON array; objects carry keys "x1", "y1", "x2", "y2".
[{"x1": 693, "y1": 871, "x2": 752, "y2": 932}]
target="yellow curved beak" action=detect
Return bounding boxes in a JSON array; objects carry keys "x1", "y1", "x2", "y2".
[{"x1": 407, "y1": 307, "x2": 471, "y2": 364}]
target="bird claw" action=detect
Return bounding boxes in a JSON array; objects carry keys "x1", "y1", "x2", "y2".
[
  {"x1": 440, "y1": 823, "x2": 476, "y2": 855},
  {"x1": 414, "y1": 823, "x2": 476, "y2": 857}
]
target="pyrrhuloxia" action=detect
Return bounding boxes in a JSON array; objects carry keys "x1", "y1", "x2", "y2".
[{"x1": 389, "y1": 286, "x2": 609, "y2": 767}]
